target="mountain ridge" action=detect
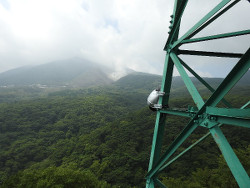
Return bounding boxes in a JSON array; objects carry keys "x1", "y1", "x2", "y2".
[
  {"x1": 0, "y1": 58, "x2": 131, "y2": 87},
  {"x1": 0, "y1": 58, "x2": 249, "y2": 89},
  {"x1": 115, "y1": 70, "x2": 250, "y2": 90}
]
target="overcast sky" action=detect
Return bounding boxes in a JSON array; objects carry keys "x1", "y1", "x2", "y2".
[{"x1": 0, "y1": 0, "x2": 249, "y2": 77}]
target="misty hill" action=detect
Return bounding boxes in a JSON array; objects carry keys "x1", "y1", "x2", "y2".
[
  {"x1": 1, "y1": 57, "x2": 249, "y2": 90},
  {"x1": 0, "y1": 58, "x2": 129, "y2": 87},
  {"x1": 115, "y1": 71, "x2": 250, "y2": 92}
]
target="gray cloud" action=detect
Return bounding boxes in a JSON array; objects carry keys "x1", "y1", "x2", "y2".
[{"x1": 0, "y1": 0, "x2": 249, "y2": 78}]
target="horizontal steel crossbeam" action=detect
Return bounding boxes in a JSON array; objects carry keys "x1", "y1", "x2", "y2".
[
  {"x1": 212, "y1": 116, "x2": 250, "y2": 128},
  {"x1": 182, "y1": 30, "x2": 250, "y2": 44},
  {"x1": 177, "y1": 50, "x2": 243, "y2": 58},
  {"x1": 159, "y1": 109, "x2": 190, "y2": 117},
  {"x1": 206, "y1": 107, "x2": 250, "y2": 118}
]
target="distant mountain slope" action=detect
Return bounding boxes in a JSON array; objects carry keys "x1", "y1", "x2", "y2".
[
  {"x1": 115, "y1": 70, "x2": 250, "y2": 91},
  {"x1": 114, "y1": 72, "x2": 162, "y2": 91},
  {"x1": 0, "y1": 58, "x2": 114, "y2": 87},
  {"x1": 113, "y1": 71, "x2": 249, "y2": 103},
  {"x1": 1, "y1": 58, "x2": 249, "y2": 91}
]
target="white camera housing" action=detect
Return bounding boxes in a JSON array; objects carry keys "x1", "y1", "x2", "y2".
[{"x1": 147, "y1": 89, "x2": 165, "y2": 110}]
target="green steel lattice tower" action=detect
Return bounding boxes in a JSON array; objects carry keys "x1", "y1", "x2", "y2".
[{"x1": 145, "y1": 0, "x2": 250, "y2": 187}]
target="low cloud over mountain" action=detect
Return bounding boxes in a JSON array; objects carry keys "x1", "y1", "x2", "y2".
[{"x1": 0, "y1": 57, "x2": 134, "y2": 87}]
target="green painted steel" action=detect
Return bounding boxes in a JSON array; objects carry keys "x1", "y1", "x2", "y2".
[
  {"x1": 210, "y1": 125, "x2": 250, "y2": 187},
  {"x1": 146, "y1": 0, "x2": 250, "y2": 187},
  {"x1": 241, "y1": 101, "x2": 250, "y2": 109},
  {"x1": 206, "y1": 107, "x2": 250, "y2": 118},
  {"x1": 147, "y1": 53, "x2": 174, "y2": 185},
  {"x1": 182, "y1": 30, "x2": 250, "y2": 44},
  {"x1": 146, "y1": 116, "x2": 200, "y2": 179},
  {"x1": 159, "y1": 109, "x2": 190, "y2": 117},
  {"x1": 177, "y1": 49, "x2": 243, "y2": 58},
  {"x1": 155, "y1": 179, "x2": 167, "y2": 188},
  {"x1": 148, "y1": 112, "x2": 166, "y2": 173},
  {"x1": 213, "y1": 116, "x2": 250, "y2": 129},
  {"x1": 177, "y1": 57, "x2": 232, "y2": 107},
  {"x1": 170, "y1": 52, "x2": 204, "y2": 109},
  {"x1": 158, "y1": 130, "x2": 211, "y2": 173},
  {"x1": 165, "y1": 0, "x2": 188, "y2": 50},
  {"x1": 206, "y1": 48, "x2": 250, "y2": 108},
  {"x1": 158, "y1": 102, "x2": 250, "y2": 174},
  {"x1": 169, "y1": 0, "x2": 238, "y2": 49},
  {"x1": 184, "y1": 0, "x2": 240, "y2": 40}
]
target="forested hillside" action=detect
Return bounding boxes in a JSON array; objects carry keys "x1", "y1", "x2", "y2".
[{"x1": 0, "y1": 73, "x2": 249, "y2": 187}]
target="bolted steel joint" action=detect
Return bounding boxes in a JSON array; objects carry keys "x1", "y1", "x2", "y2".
[
  {"x1": 198, "y1": 114, "x2": 203, "y2": 119},
  {"x1": 194, "y1": 120, "x2": 199, "y2": 123},
  {"x1": 210, "y1": 116, "x2": 217, "y2": 121},
  {"x1": 168, "y1": 15, "x2": 174, "y2": 33}
]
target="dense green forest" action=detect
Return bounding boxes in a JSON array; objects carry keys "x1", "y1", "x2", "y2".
[{"x1": 0, "y1": 73, "x2": 249, "y2": 187}]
